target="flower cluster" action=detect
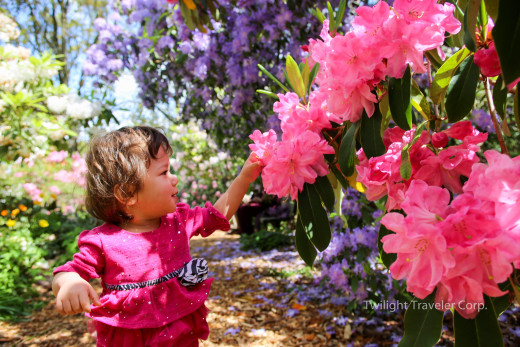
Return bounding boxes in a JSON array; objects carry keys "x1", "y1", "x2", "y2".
[
  {"x1": 0, "y1": 13, "x2": 20, "y2": 42},
  {"x1": 356, "y1": 121, "x2": 488, "y2": 211},
  {"x1": 249, "y1": 91, "x2": 336, "y2": 199},
  {"x1": 46, "y1": 94, "x2": 102, "y2": 120},
  {"x1": 307, "y1": 0, "x2": 460, "y2": 122},
  {"x1": 381, "y1": 152, "x2": 520, "y2": 319}
]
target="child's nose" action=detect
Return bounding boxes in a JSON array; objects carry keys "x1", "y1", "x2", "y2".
[{"x1": 170, "y1": 174, "x2": 178, "y2": 186}]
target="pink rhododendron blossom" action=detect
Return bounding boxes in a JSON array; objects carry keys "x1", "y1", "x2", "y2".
[
  {"x1": 249, "y1": 129, "x2": 278, "y2": 165},
  {"x1": 49, "y1": 185, "x2": 61, "y2": 195},
  {"x1": 273, "y1": 92, "x2": 300, "y2": 123},
  {"x1": 474, "y1": 41, "x2": 501, "y2": 77},
  {"x1": 382, "y1": 182, "x2": 455, "y2": 299},
  {"x1": 260, "y1": 131, "x2": 334, "y2": 200},
  {"x1": 356, "y1": 126, "x2": 433, "y2": 210}
]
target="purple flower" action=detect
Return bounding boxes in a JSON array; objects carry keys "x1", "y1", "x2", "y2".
[{"x1": 224, "y1": 327, "x2": 241, "y2": 335}]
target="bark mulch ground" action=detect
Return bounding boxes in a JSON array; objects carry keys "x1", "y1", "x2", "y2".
[{"x1": 1, "y1": 231, "x2": 519, "y2": 346}]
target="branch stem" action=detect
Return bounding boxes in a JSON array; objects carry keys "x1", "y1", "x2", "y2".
[{"x1": 484, "y1": 77, "x2": 509, "y2": 155}]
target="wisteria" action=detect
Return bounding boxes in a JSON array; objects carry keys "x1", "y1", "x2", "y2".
[{"x1": 84, "y1": 0, "x2": 351, "y2": 153}]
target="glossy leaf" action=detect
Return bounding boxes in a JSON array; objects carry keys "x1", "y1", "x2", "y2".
[
  {"x1": 399, "y1": 293, "x2": 444, "y2": 347},
  {"x1": 411, "y1": 79, "x2": 431, "y2": 120},
  {"x1": 463, "y1": 0, "x2": 480, "y2": 52},
  {"x1": 301, "y1": 60, "x2": 310, "y2": 95},
  {"x1": 379, "y1": 92, "x2": 392, "y2": 138},
  {"x1": 295, "y1": 213, "x2": 317, "y2": 267},
  {"x1": 377, "y1": 224, "x2": 396, "y2": 269},
  {"x1": 491, "y1": 280, "x2": 513, "y2": 316},
  {"x1": 431, "y1": 47, "x2": 471, "y2": 105},
  {"x1": 297, "y1": 184, "x2": 331, "y2": 252},
  {"x1": 492, "y1": 75, "x2": 508, "y2": 118},
  {"x1": 257, "y1": 64, "x2": 290, "y2": 93},
  {"x1": 327, "y1": 1, "x2": 336, "y2": 33},
  {"x1": 424, "y1": 49, "x2": 443, "y2": 70},
  {"x1": 335, "y1": 0, "x2": 347, "y2": 28},
  {"x1": 314, "y1": 175, "x2": 335, "y2": 212},
  {"x1": 308, "y1": 63, "x2": 320, "y2": 95},
  {"x1": 389, "y1": 65, "x2": 412, "y2": 130},
  {"x1": 483, "y1": 0, "x2": 499, "y2": 21},
  {"x1": 329, "y1": 164, "x2": 350, "y2": 191},
  {"x1": 360, "y1": 108, "x2": 386, "y2": 159},
  {"x1": 256, "y1": 89, "x2": 279, "y2": 100},
  {"x1": 338, "y1": 122, "x2": 359, "y2": 177},
  {"x1": 492, "y1": 0, "x2": 520, "y2": 87},
  {"x1": 445, "y1": 55, "x2": 480, "y2": 123},
  {"x1": 454, "y1": 296, "x2": 504, "y2": 347}
]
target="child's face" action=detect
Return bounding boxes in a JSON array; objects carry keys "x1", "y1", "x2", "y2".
[{"x1": 133, "y1": 146, "x2": 179, "y2": 218}]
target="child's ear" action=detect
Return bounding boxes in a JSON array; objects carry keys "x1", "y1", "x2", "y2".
[{"x1": 114, "y1": 184, "x2": 137, "y2": 206}]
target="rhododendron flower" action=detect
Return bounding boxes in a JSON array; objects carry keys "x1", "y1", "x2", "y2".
[
  {"x1": 249, "y1": 129, "x2": 277, "y2": 165},
  {"x1": 381, "y1": 181, "x2": 455, "y2": 299},
  {"x1": 474, "y1": 41, "x2": 501, "y2": 77},
  {"x1": 260, "y1": 131, "x2": 334, "y2": 200}
]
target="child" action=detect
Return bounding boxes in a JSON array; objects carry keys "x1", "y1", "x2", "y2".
[{"x1": 52, "y1": 126, "x2": 262, "y2": 346}]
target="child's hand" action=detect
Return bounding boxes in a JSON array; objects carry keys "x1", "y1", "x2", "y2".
[
  {"x1": 53, "y1": 272, "x2": 101, "y2": 315},
  {"x1": 239, "y1": 153, "x2": 263, "y2": 184}
]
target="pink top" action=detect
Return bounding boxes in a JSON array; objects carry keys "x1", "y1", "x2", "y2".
[{"x1": 53, "y1": 202, "x2": 230, "y2": 329}]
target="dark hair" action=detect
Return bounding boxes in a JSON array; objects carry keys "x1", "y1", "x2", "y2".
[{"x1": 84, "y1": 126, "x2": 172, "y2": 224}]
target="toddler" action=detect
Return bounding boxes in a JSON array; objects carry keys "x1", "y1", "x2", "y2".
[{"x1": 52, "y1": 126, "x2": 262, "y2": 346}]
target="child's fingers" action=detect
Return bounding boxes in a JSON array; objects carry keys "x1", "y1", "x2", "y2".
[
  {"x1": 69, "y1": 295, "x2": 83, "y2": 314},
  {"x1": 60, "y1": 299, "x2": 73, "y2": 315},
  {"x1": 88, "y1": 285, "x2": 101, "y2": 306},
  {"x1": 56, "y1": 298, "x2": 65, "y2": 315},
  {"x1": 79, "y1": 291, "x2": 92, "y2": 313}
]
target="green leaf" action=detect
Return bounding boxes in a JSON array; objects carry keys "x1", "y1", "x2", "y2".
[
  {"x1": 445, "y1": 55, "x2": 480, "y2": 123},
  {"x1": 257, "y1": 64, "x2": 290, "y2": 93},
  {"x1": 327, "y1": 1, "x2": 336, "y2": 32},
  {"x1": 379, "y1": 92, "x2": 392, "y2": 138},
  {"x1": 313, "y1": 7, "x2": 326, "y2": 23},
  {"x1": 295, "y1": 213, "x2": 317, "y2": 267},
  {"x1": 180, "y1": 1, "x2": 195, "y2": 30},
  {"x1": 400, "y1": 121, "x2": 428, "y2": 181},
  {"x1": 256, "y1": 89, "x2": 280, "y2": 100},
  {"x1": 463, "y1": 0, "x2": 480, "y2": 52},
  {"x1": 411, "y1": 79, "x2": 431, "y2": 120},
  {"x1": 492, "y1": 75, "x2": 508, "y2": 118},
  {"x1": 301, "y1": 60, "x2": 310, "y2": 95},
  {"x1": 314, "y1": 175, "x2": 335, "y2": 212},
  {"x1": 329, "y1": 164, "x2": 350, "y2": 191},
  {"x1": 398, "y1": 293, "x2": 444, "y2": 347},
  {"x1": 389, "y1": 65, "x2": 412, "y2": 130},
  {"x1": 336, "y1": 0, "x2": 347, "y2": 29},
  {"x1": 286, "y1": 55, "x2": 306, "y2": 98},
  {"x1": 308, "y1": 63, "x2": 320, "y2": 95},
  {"x1": 400, "y1": 148, "x2": 412, "y2": 181},
  {"x1": 453, "y1": 295, "x2": 504, "y2": 347},
  {"x1": 424, "y1": 49, "x2": 443, "y2": 70},
  {"x1": 491, "y1": 280, "x2": 513, "y2": 316},
  {"x1": 297, "y1": 184, "x2": 331, "y2": 252},
  {"x1": 360, "y1": 108, "x2": 386, "y2": 159},
  {"x1": 492, "y1": 0, "x2": 520, "y2": 87},
  {"x1": 377, "y1": 223, "x2": 397, "y2": 269},
  {"x1": 431, "y1": 47, "x2": 472, "y2": 105},
  {"x1": 483, "y1": 0, "x2": 499, "y2": 22},
  {"x1": 338, "y1": 122, "x2": 359, "y2": 177}
]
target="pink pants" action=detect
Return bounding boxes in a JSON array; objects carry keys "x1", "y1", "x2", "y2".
[{"x1": 94, "y1": 305, "x2": 209, "y2": 347}]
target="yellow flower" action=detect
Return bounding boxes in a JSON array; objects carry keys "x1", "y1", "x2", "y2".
[
  {"x1": 33, "y1": 200, "x2": 41, "y2": 205},
  {"x1": 347, "y1": 172, "x2": 366, "y2": 194},
  {"x1": 11, "y1": 208, "x2": 20, "y2": 217},
  {"x1": 51, "y1": 194, "x2": 57, "y2": 200},
  {"x1": 1, "y1": 210, "x2": 7, "y2": 216},
  {"x1": 39, "y1": 220, "x2": 49, "y2": 228},
  {"x1": 19, "y1": 204, "x2": 28, "y2": 212},
  {"x1": 6, "y1": 219, "x2": 16, "y2": 227}
]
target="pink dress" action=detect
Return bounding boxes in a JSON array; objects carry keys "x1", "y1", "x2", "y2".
[{"x1": 53, "y1": 202, "x2": 230, "y2": 346}]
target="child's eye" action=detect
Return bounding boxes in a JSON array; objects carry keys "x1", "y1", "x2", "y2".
[{"x1": 162, "y1": 171, "x2": 168, "y2": 175}]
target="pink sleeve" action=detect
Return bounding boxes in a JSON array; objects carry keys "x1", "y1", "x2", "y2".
[
  {"x1": 185, "y1": 202, "x2": 230, "y2": 239},
  {"x1": 52, "y1": 229, "x2": 104, "y2": 281}
]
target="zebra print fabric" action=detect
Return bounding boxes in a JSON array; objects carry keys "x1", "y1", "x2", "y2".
[{"x1": 105, "y1": 258, "x2": 209, "y2": 290}]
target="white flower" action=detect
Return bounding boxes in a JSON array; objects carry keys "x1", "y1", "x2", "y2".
[
  {"x1": 0, "y1": 14, "x2": 20, "y2": 42},
  {"x1": 46, "y1": 96, "x2": 68, "y2": 114}
]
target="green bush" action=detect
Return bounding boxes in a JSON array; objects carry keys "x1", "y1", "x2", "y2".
[{"x1": 239, "y1": 222, "x2": 294, "y2": 252}]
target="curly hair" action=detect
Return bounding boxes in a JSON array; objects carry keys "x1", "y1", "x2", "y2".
[{"x1": 84, "y1": 126, "x2": 172, "y2": 224}]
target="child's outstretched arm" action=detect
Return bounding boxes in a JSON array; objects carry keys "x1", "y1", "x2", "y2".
[
  {"x1": 52, "y1": 272, "x2": 101, "y2": 315},
  {"x1": 214, "y1": 153, "x2": 262, "y2": 220}
]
